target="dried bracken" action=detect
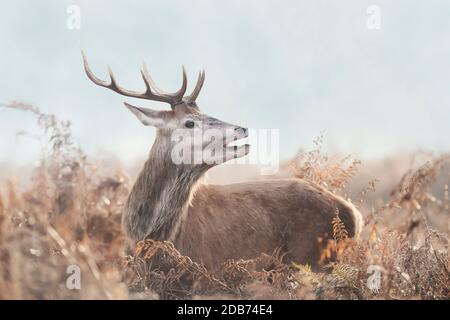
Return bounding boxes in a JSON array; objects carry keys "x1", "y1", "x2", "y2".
[
  {"x1": 287, "y1": 133, "x2": 362, "y2": 194},
  {"x1": 0, "y1": 103, "x2": 448, "y2": 300}
]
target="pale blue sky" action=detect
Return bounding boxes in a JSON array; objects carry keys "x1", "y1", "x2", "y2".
[{"x1": 1, "y1": 0, "x2": 449, "y2": 168}]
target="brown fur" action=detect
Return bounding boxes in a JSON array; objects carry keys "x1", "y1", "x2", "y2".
[
  {"x1": 176, "y1": 179, "x2": 360, "y2": 270},
  {"x1": 122, "y1": 135, "x2": 362, "y2": 271},
  {"x1": 81, "y1": 56, "x2": 362, "y2": 271}
]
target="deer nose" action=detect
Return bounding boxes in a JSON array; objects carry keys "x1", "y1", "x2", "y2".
[{"x1": 234, "y1": 127, "x2": 248, "y2": 135}]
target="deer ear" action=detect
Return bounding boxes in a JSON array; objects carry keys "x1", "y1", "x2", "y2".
[{"x1": 124, "y1": 102, "x2": 169, "y2": 128}]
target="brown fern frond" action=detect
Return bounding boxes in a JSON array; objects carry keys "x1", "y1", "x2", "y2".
[
  {"x1": 293, "y1": 263, "x2": 323, "y2": 288},
  {"x1": 332, "y1": 211, "x2": 349, "y2": 242},
  {"x1": 329, "y1": 263, "x2": 359, "y2": 288}
]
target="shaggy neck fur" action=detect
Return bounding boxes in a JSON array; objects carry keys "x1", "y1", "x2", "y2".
[{"x1": 123, "y1": 132, "x2": 208, "y2": 244}]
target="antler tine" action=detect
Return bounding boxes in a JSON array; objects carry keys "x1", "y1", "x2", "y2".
[
  {"x1": 141, "y1": 63, "x2": 187, "y2": 104},
  {"x1": 141, "y1": 62, "x2": 165, "y2": 95},
  {"x1": 139, "y1": 67, "x2": 173, "y2": 103},
  {"x1": 107, "y1": 66, "x2": 120, "y2": 89},
  {"x1": 82, "y1": 51, "x2": 184, "y2": 106},
  {"x1": 82, "y1": 50, "x2": 110, "y2": 87},
  {"x1": 187, "y1": 69, "x2": 205, "y2": 102},
  {"x1": 174, "y1": 66, "x2": 188, "y2": 102}
]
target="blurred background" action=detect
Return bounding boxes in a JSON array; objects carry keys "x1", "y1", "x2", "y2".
[{"x1": 1, "y1": 0, "x2": 449, "y2": 182}]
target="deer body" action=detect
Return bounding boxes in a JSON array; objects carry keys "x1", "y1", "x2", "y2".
[
  {"x1": 82, "y1": 53, "x2": 362, "y2": 270},
  {"x1": 180, "y1": 181, "x2": 360, "y2": 270},
  {"x1": 123, "y1": 134, "x2": 361, "y2": 270}
]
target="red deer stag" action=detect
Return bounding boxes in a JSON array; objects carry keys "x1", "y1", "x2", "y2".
[{"x1": 82, "y1": 52, "x2": 362, "y2": 271}]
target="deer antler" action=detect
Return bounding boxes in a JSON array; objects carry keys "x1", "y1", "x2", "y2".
[
  {"x1": 185, "y1": 70, "x2": 205, "y2": 103},
  {"x1": 82, "y1": 51, "x2": 205, "y2": 106}
]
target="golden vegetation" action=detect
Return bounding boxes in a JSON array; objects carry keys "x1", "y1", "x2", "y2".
[{"x1": 0, "y1": 102, "x2": 448, "y2": 299}]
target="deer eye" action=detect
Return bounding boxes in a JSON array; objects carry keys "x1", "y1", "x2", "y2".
[{"x1": 185, "y1": 120, "x2": 195, "y2": 128}]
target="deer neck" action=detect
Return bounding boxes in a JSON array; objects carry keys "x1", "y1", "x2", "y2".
[{"x1": 125, "y1": 135, "x2": 208, "y2": 243}]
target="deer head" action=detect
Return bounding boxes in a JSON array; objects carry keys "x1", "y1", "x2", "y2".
[{"x1": 82, "y1": 52, "x2": 249, "y2": 167}]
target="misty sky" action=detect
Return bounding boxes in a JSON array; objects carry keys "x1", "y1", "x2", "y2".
[{"x1": 1, "y1": 0, "x2": 450, "y2": 168}]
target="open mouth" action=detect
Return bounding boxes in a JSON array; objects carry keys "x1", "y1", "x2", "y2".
[{"x1": 224, "y1": 131, "x2": 250, "y2": 156}]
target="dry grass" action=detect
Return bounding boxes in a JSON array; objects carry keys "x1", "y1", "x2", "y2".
[{"x1": 0, "y1": 102, "x2": 448, "y2": 300}]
